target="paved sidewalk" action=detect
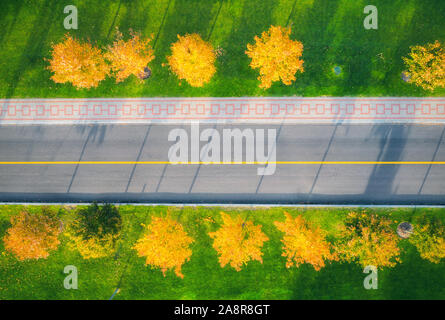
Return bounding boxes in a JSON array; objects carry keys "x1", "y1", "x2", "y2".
[{"x1": 1, "y1": 97, "x2": 445, "y2": 124}]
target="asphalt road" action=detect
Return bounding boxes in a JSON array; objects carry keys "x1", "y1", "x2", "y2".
[{"x1": 0, "y1": 124, "x2": 444, "y2": 205}]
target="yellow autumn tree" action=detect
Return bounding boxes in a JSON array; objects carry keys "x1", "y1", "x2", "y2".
[
  {"x1": 409, "y1": 220, "x2": 445, "y2": 264},
  {"x1": 166, "y1": 33, "x2": 217, "y2": 87},
  {"x1": 209, "y1": 212, "x2": 269, "y2": 271},
  {"x1": 403, "y1": 41, "x2": 445, "y2": 91},
  {"x1": 105, "y1": 29, "x2": 155, "y2": 83},
  {"x1": 133, "y1": 216, "x2": 193, "y2": 278},
  {"x1": 65, "y1": 203, "x2": 122, "y2": 259},
  {"x1": 3, "y1": 208, "x2": 61, "y2": 261},
  {"x1": 335, "y1": 212, "x2": 401, "y2": 268},
  {"x1": 246, "y1": 25, "x2": 304, "y2": 89},
  {"x1": 47, "y1": 34, "x2": 109, "y2": 89},
  {"x1": 274, "y1": 213, "x2": 337, "y2": 271}
]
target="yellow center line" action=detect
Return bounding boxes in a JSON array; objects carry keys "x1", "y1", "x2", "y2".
[{"x1": 0, "y1": 161, "x2": 444, "y2": 165}]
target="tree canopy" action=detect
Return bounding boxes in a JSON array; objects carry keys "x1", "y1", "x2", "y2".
[
  {"x1": 167, "y1": 33, "x2": 217, "y2": 87},
  {"x1": 3, "y1": 208, "x2": 61, "y2": 260},
  {"x1": 47, "y1": 34, "x2": 109, "y2": 89},
  {"x1": 133, "y1": 216, "x2": 193, "y2": 278},
  {"x1": 246, "y1": 25, "x2": 304, "y2": 89},
  {"x1": 209, "y1": 212, "x2": 269, "y2": 271}
]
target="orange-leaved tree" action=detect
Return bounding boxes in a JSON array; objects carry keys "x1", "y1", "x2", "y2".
[
  {"x1": 274, "y1": 213, "x2": 337, "y2": 271},
  {"x1": 105, "y1": 29, "x2": 155, "y2": 83},
  {"x1": 403, "y1": 41, "x2": 445, "y2": 91},
  {"x1": 133, "y1": 216, "x2": 193, "y2": 278},
  {"x1": 335, "y1": 212, "x2": 401, "y2": 268},
  {"x1": 409, "y1": 220, "x2": 445, "y2": 264},
  {"x1": 166, "y1": 33, "x2": 217, "y2": 87},
  {"x1": 47, "y1": 34, "x2": 109, "y2": 89},
  {"x1": 3, "y1": 208, "x2": 61, "y2": 260},
  {"x1": 246, "y1": 25, "x2": 304, "y2": 89},
  {"x1": 209, "y1": 212, "x2": 269, "y2": 271}
]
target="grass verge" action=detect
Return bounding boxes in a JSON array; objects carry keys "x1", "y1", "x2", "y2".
[
  {"x1": 1, "y1": 0, "x2": 445, "y2": 98},
  {"x1": 0, "y1": 205, "x2": 444, "y2": 300}
]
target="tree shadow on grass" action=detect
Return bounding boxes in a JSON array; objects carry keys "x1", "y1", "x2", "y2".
[
  {"x1": 0, "y1": 0, "x2": 25, "y2": 46},
  {"x1": 281, "y1": 0, "x2": 341, "y2": 95},
  {"x1": 178, "y1": 206, "x2": 288, "y2": 299},
  {"x1": 110, "y1": 0, "x2": 155, "y2": 37},
  {"x1": 116, "y1": 216, "x2": 187, "y2": 299},
  {"x1": 297, "y1": 0, "x2": 377, "y2": 96},
  {"x1": 209, "y1": 0, "x2": 277, "y2": 96},
  {"x1": 78, "y1": 0, "x2": 128, "y2": 44},
  {"x1": 379, "y1": 0, "x2": 445, "y2": 96},
  {"x1": 271, "y1": 0, "x2": 445, "y2": 96},
  {"x1": 0, "y1": 219, "x2": 11, "y2": 241},
  {"x1": 220, "y1": 0, "x2": 276, "y2": 77},
  {"x1": 139, "y1": 0, "x2": 222, "y2": 96},
  {"x1": 381, "y1": 244, "x2": 445, "y2": 299},
  {"x1": 249, "y1": 0, "x2": 344, "y2": 96},
  {"x1": 4, "y1": 0, "x2": 65, "y2": 99},
  {"x1": 153, "y1": 0, "x2": 221, "y2": 53},
  {"x1": 288, "y1": 262, "x2": 373, "y2": 300},
  {"x1": 181, "y1": 221, "x2": 223, "y2": 299}
]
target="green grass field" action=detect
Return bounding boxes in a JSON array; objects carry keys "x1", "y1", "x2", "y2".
[
  {"x1": 1, "y1": 0, "x2": 445, "y2": 98},
  {"x1": 0, "y1": 205, "x2": 444, "y2": 300}
]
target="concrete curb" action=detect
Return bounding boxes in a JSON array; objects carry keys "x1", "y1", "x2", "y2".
[{"x1": 1, "y1": 202, "x2": 444, "y2": 208}]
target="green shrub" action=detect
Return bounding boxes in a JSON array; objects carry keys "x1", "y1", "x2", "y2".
[{"x1": 66, "y1": 203, "x2": 122, "y2": 259}]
